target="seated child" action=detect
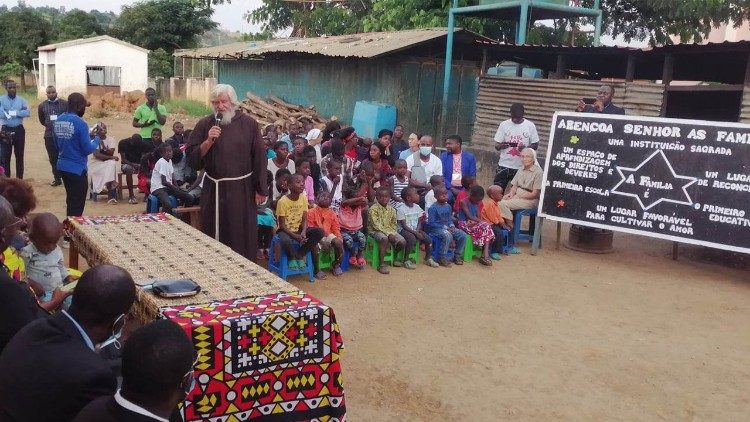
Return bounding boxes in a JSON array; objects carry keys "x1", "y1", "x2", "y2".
[
  {"x1": 137, "y1": 149, "x2": 158, "y2": 195},
  {"x1": 389, "y1": 159, "x2": 409, "y2": 207},
  {"x1": 397, "y1": 187, "x2": 439, "y2": 269},
  {"x1": 20, "y1": 213, "x2": 74, "y2": 311},
  {"x1": 302, "y1": 145, "x2": 322, "y2": 196},
  {"x1": 320, "y1": 158, "x2": 343, "y2": 213},
  {"x1": 256, "y1": 169, "x2": 276, "y2": 261},
  {"x1": 150, "y1": 144, "x2": 194, "y2": 214},
  {"x1": 356, "y1": 137, "x2": 373, "y2": 163},
  {"x1": 425, "y1": 186, "x2": 467, "y2": 266},
  {"x1": 295, "y1": 158, "x2": 316, "y2": 206},
  {"x1": 272, "y1": 168, "x2": 292, "y2": 210},
  {"x1": 358, "y1": 160, "x2": 378, "y2": 205},
  {"x1": 289, "y1": 136, "x2": 307, "y2": 163},
  {"x1": 185, "y1": 170, "x2": 205, "y2": 203},
  {"x1": 424, "y1": 175, "x2": 445, "y2": 211},
  {"x1": 368, "y1": 186, "x2": 407, "y2": 275},
  {"x1": 275, "y1": 174, "x2": 326, "y2": 279},
  {"x1": 457, "y1": 185, "x2": 496, "y2": 266},
  {"x1": 480, "y1": 185, "x2": 508, "y2": 259},
  {"x1": 453, "y1": 175, "x2": 476, "y2": 213},
  {"x1": 339, "y1": 175, "x2": 368, "y2": 269},
  {"x1": 307, "y1": 191, "x2": 345, "y2": 276}
]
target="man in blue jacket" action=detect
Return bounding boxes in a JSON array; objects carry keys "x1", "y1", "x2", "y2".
[
  {"x1": 440, "y1": 135, "x2": 476, "y2": 201},
  {"x1": 54, "y1": 92, "x2": 102, "y2": 217}
]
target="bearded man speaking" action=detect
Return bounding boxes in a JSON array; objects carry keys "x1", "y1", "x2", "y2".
[{"x1": 186, "y1": 84, "x2": 268, "y2": 261}]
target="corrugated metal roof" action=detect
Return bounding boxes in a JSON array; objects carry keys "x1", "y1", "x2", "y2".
[
  {"x1": 37, "y1": 35, "x2": 149, "y2": 53},
  {"x1": 174, "y1": 28, "x2": 490, "y2": 59}
]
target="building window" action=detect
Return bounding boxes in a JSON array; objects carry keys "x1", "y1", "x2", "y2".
[{"x1": 86, "y1": 66, "x2": 121, "y2": 86}]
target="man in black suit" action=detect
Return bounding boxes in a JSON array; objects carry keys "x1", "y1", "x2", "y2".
[
  {"x1": 0, "y1": 264, "x2": 136, "y2": 422},
  {"x1": 0, "y1": 195, "x2": 47, "y2": 353},
  {"x1": 74, "y1": 319, "x2": 196, "y2": 422}
]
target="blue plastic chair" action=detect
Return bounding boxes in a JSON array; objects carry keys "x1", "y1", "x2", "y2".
[
  {"x1": 146, "y1": 194, "x2": 177, "y2": 213},
  {"x1": 428, "y1": 233, "x2": 455, "y2": 262},
  {"x1": 511, "y1": 209, "x2": 538, "y2": 248},
  {"x1": 268, "y1": 235, "x2": 315, "y2": 282}
]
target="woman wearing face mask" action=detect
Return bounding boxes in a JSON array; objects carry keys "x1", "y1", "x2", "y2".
[
  {"x1": 405, "y1": 135, "x2": 443, "y2": 193},
  {"x1": 399, "y1": 132, "x2": 422, "y2": 160}
]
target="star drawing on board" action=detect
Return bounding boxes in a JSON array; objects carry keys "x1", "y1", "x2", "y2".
[{"x1": 610, "y1": 150, "x2": 697, "y2": 210}]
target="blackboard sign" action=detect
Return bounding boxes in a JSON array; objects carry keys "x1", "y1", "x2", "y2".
[{"x1": 539, "y1": 112, "x2": 750, "y2": 254}]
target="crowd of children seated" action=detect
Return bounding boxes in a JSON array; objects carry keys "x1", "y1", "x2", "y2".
[{"x1": 261, "y1": 124, "x2": 542, "y2": 280}]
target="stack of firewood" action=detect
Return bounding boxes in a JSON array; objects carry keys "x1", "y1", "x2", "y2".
[{"x1": 239, "y1": 92, "x2": 335, "y2": 130}]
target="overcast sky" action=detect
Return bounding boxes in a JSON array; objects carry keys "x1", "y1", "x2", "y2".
[{"x1": 0, "y1": 0, "x2": 264, "y2": 33}]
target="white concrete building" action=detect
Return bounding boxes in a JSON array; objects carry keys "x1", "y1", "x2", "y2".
[{"x1": 36, "y1": 35, "x2": 149, "y2": 99}]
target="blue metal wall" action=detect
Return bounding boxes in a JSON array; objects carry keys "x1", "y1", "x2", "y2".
[{"x1": 219, "y1": 58, "x2": 478, "y2": 142}]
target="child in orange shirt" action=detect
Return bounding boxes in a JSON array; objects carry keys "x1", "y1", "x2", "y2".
[
  {"x1": 479, "y1": 185, "x2": 506, "y2": 260},
  {"x1": 307, "y1": 191, "x2": 345, "y2": 276}
]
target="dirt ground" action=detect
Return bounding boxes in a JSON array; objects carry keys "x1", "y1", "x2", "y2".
[{"x1": 17, "y1": 113, "x2": 750, "y2": 421}]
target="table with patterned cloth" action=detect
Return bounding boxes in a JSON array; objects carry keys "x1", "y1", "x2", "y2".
[{"x1": 67, "y1": 214, "x2": 346, "y2": 421}]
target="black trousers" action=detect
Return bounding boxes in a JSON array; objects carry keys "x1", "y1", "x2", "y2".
[
  {"x1": 152, "y1": 187, "x2": 194, "y2": 213},
  {"x1": 0, "y1": 125, "x2": 25, "y2": 178},
  {"x1": 44, "y1": 136, "x2": 61, "y2": 182},
  {"x1": 258, "y1": 226, "x2": 274, "y2": 249},
  {"x1": 278, "y1": 228, "x2": 325, "y2": 258},
  {"x1": 60, "y1": 170, "x2": 88, "y2": 216},
  {"x1": 493, "y1": 166, "x2": 518, "y2": 192}
]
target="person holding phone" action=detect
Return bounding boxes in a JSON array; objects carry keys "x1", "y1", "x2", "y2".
[
  {"x1": 492, "y1": 103, "x2": 539, "y2": 191},
  {"x1": 576, "y1": 85, "x2": 625, "y2": 115},
  {"x1": 132, "y1": 87, "x2": 167, "y2": 139},
  {"x1": 53, "y1": 93, "x2": 102, "y2": 217}
]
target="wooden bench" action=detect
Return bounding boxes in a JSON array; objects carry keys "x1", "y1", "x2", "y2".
[{"x1": 174, "y1": 206, "x2": 201, "y2": 229}]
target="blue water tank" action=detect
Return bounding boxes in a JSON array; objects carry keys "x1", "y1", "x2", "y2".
[{"x1": 351, "y1": 101, "x2": 397, "y2": 139}]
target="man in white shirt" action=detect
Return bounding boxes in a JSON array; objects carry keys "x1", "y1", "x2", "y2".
[
  {"x1": 493, "y1": 103, "x2": 539, "y2": 191},
  {"x1": 150, "y1": 144, "x2": 194, "y2": 213},
  {"x1": 406, "y1": 135, "x2": 443, "y2": 191}
]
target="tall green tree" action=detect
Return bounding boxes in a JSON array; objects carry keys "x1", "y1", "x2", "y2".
[
  {"x1": 599, "y1": 0, "x2": 750, "y2": 45},
  {"x1": 0, "y1": 7, "x2": 51, "y2": 69},
  {"x1": 54, "y1": 9, "x2": 104, "y2": 42},
  {"x1": 233, "y1": 0, "x2": 750, "y2": 46},
  {"x1": 149, "y1": 48, "x2": 174, "y2": 77},
  {"x1": 112, "y1": 0, "x2": 217, "y2": 53}
]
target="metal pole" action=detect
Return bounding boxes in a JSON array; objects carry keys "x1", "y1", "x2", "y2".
[
  {"x1": 518, "y1": 0, "x2": 530, "y2": 44},
  {"x1": 440, "y1": 0, "x2": 459, "y2": 139},
  {"x1": 593, "y1": 0, "x2": 602, "y2": 46}
]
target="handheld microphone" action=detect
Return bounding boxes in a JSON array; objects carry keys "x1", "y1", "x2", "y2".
[{"x1": 211, "y1": 113, "x2": 223, "y2": 142}]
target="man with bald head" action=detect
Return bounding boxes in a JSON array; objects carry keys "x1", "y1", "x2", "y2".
[
  {"x1": 0, "y1": 264, "x2": 137, "y2": 422},
  {"x1": 0, "y1": 196, "x2": 45, "y2": 353},
  {"x1": 576, "y1": 85, "x2": 625, "y2": 115}
]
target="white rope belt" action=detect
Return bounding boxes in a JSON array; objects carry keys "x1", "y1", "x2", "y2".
[{"x1": 205, "y1": 171, "x2": 253, "y2": 240}]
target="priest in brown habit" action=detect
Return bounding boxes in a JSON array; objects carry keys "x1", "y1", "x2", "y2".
[{"x1": 186, "y1": 84, "x2": 268, "y2": 261}]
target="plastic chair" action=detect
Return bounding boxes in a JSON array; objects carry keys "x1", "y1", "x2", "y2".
[
  {"x1": 268, "y1": 235, "x2": 315, "y2": 282},
  {"x1": 511, "y1": 208, "x2": 538, "y2": 247},
  {"x1": 317, "y1": 246, "x2": 350, "y2": 272},
  {"x1": 146, "y1": 194, "x2": 177, "y2": 213},
  {"x1": 460, "y1": 234, "x2": 485, "y2": 262},
  {"x1": 428, "y1": 233, "x2": 455, "y2": 262},
  {"x1": 364, "y1": 235, "x2": 395, "y2": 269}
]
